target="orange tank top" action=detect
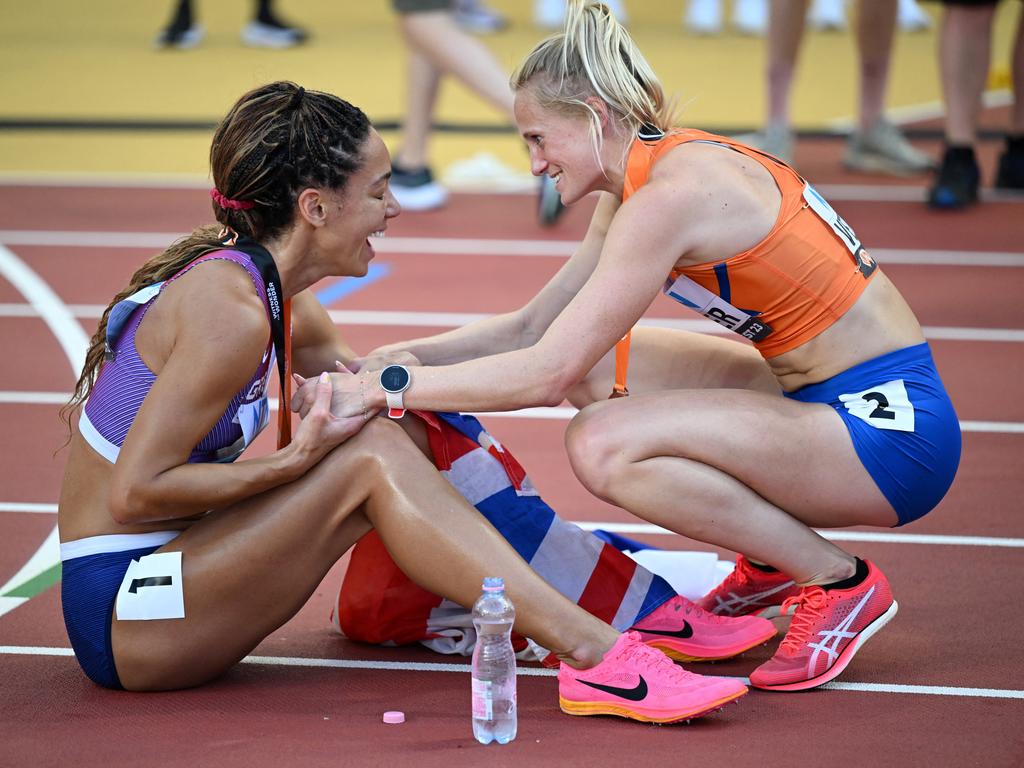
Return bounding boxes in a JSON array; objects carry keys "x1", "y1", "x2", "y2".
[{"x1": 611, "y1": 128, "x2": 877, "y2": 396}]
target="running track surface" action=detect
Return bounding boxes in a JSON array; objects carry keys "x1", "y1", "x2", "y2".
[{"x1": 1, "y1": 171, "x2": 1022, "y2": 767}]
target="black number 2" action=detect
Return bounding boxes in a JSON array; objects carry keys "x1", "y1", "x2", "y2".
[{"x1": 863, "y1": 392, "x2": 896, "y2": 420}]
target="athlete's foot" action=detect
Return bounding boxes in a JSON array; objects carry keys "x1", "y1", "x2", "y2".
[
  {"x1": 630, "y1": 594, "x2": 776, "y2": 661},
  {"x1": 749, "y1": 559, "x2": 898, "y2": 691},
  {"x1": 558, "y1": 631, "x2": 747, "y2": 723},
  {"x1": 696, "y1": 554, "x2": 802, "y2": 617}
]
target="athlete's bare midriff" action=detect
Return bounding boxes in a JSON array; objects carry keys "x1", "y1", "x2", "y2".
[
  {"x1": 764, "y1": 271, "x2": 926, "y2": 392},
  {"x1": 57, "y1": 433, "x2": 197, "y2": 543}
]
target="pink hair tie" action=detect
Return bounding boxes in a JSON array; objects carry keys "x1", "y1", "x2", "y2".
[{"x1": 210, "y1": 188, "x2": 255, "y2": 211}]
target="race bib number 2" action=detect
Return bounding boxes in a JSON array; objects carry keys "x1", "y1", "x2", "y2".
[{"x1": 838, "y1": 379, "x2": 915, "y2": 432}]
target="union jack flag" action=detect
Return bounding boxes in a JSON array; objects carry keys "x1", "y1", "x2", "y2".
[{"x1": 333, "y1": 411, "x2": 674, "y2": 656}]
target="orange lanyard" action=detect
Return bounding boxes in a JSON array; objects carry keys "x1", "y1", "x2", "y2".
[{"x1": 610, "y1": 330, "x2": 631, "y2": 399}]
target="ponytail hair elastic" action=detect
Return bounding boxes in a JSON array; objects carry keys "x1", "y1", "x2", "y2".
[
  {"x1": 210, "y1": 188, "x2": 255, "y2": 211},
  {"x1": 287, "y1": 86, "x2": 305, "y2": 111}
]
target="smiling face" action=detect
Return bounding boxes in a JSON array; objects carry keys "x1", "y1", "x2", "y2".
[
  {"x1": 514, "y1": 88, "x2": 613, "y2": 205},
  {"x1": 319, "y1": 129, "x2": 400, "y2": 277}
]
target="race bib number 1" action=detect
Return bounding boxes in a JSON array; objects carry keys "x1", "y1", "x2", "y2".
[{"x1": 838, "y1": 379, "x2": 915, "y2": 432}]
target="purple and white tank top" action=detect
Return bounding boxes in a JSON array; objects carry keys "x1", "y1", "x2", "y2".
[{"x1": 80, "y1": 250, "x2": 275, "y2": 465}]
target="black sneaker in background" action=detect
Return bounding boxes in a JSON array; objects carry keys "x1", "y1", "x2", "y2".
[
  {"x1": 928, "y1": 145, "x2": 980, "y2": 210},
  {"x1": 995, "y1": 135, "x2": 1024, "y2": 191},
  {"x1": 153, "y1": 23, "x2": 204, "y2": 49}
]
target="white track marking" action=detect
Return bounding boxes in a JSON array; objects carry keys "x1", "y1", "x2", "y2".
[
  {"x1": 0, "y1": 245, "x2": 77, "y2": 617},
  {"x1": 2, "y1": 502, "x2": 1023, "y2": 548},
  {"x1": 1, "y1": 303, "x2": 1021, "y2": 343},
  {"x1": 1, "y1": 229, "x2": 1023, "y2": 266},
  {"x1": 4, "y1": 391, "x2": 1024, "y2": 434},
  {"x1": 2, "y1": 645, "x2": 1022, "y2": 698}
]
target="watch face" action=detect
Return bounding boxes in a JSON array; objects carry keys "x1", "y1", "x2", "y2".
[{"x1": 380, "y1": 365, "x2": 410, "y2": 393}]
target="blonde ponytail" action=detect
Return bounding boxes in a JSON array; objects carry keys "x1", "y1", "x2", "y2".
[{"x1": 512, "y1": 1, "x2": 674, "y2": 155}]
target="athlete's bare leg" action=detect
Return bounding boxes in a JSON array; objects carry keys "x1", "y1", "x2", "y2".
[
  {"x1": 566, "y1": 326, "x2": 778, "y2": 408},
  {"x1": 563, "y1": 328, "x2": 894, "y2": 585},
  {"x1": 112, "y1": 418, "x2": 617, "y2": 691}
]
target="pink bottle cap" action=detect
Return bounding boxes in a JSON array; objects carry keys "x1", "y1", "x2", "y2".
[{"x1": 382, "y1": 711, "x2": 405, "y2": 724}]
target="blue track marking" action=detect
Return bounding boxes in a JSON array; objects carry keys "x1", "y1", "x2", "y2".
[{"x1": 315, "y1": 263, "x2": 390, "y2": 306}]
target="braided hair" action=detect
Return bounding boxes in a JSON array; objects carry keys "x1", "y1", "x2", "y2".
[{"x1": 61, "y1": 82, "x2": 371, "y2": 429}]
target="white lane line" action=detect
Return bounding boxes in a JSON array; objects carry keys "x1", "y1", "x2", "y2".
[
  {"x1": 0, "y1": 503, "x2": 58, "y2": 513},
  {"x1": 0, "y1": 246, "x2": 86, "y2": 374},
  {"x1": 2, "y1": 645, "x2": 1021, "y2": 698},
  {"x1": 4, "y1": 391, "x2": 1024, "y2": 434},
  {"x1": 1, "y1": 230, "x2": 1022, "y2": 266},
  {"x1": 2, "y1": 303, "x2": 1022, "y2": 343},
  {"x1": 574, "y1": 522, "x2": 1024, "y2": 548},
  {"x1": 2, "y1": 172, "x2": 1023, "y2": 204},
  {"x1": 0, "y1": 245, "x2": 76, "y2": 617},
  {"x1": 3, "y1": 502, "x2": 1023, "y2": 548}
]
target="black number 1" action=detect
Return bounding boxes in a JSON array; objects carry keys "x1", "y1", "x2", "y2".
[{"x1": 863, "y1": 392, "x2": 896, "y2": 420}]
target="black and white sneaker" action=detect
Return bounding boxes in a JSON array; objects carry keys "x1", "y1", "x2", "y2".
[
  {"x1": 154, "y1": 23, "x2": 204, "y2": 50},
  {"x1": 241, "y1": 19, "x2": 308, "y2": 49},
  {"x1": 390, "y1": 165, "x2": 448, "y2": 211}
]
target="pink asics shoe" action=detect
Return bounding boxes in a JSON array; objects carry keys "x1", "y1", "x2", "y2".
[
  {"x1": 749, "y1": 560, "x2": 898, "y2": 691},
  {"x1": 696, "y1": 555, "x2": 802, "y2": 618},
  {"x1": 559, "y1": 631, "x2": 748, "y2": 723},
  {"x1": 630, "y1": 594, "x2": 776, "y2": 661}
]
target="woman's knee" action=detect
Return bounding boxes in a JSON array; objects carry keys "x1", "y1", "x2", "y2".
[{"x1": 565, "y1": 404, "x2": 628, "y2": 497}]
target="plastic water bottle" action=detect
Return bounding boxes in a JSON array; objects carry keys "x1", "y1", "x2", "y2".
[{"x1": 471, "y1": 576, "x2": 517, "y2": 745}]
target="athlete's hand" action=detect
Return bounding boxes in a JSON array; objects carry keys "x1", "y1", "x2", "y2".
[
  {"x1": 291, "y1": 363, "x2": 380, "y2": 421},
  {"x1": 291, "y1": 372, "x2": 368, "y2": 457},
  {"x1": 347, "y1": 350, "x2": 420, "y2": 374}
]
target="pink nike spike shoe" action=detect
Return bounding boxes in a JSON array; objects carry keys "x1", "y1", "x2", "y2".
[
  {"x1": 750, "y1": 560, "x2": 898, "y2": 691},
  {"x1": 696, "y1": 555, "x2": 802, "y2": 618},
  {"x1": 631, "y1": 594, "x2": 776, "y2": 661},
  {"x1": 558, "y1": 631, "x2": 748, "y2": 723}
]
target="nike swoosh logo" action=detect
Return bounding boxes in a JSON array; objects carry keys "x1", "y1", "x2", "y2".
[
  {"x1": 636, "y1": 620, "x2": 694, "y2": 640},
  {"x1": 575, "y1": 675, "x2": 648, "y2": 701}
]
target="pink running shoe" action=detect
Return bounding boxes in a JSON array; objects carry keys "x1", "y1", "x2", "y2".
[
  {"x1": 696, "y1": 555, "x2": 802, "y2": 618},
  {"x1": 630, "y1": 594, "x2": 776, "y2": 661},
  {"x1": 559, "y1": 631, "x2": 748, "y2": 723},
  {"x1": 749, "y1": 560, "x2": 898, "y2": 691}
]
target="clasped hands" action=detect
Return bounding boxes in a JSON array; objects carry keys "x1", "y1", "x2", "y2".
[{"x1": 290, "y1": 351, "x2": 420, "y2": 424}]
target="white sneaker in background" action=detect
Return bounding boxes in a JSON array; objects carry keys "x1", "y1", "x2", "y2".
[
  {"x1": 731, "y1": 0, "x2": 767, "y2": 35},
  {"x1": 240, "y1": 21, "x2": 307, "y2": 49},
  {"x1": 807, "y1": 0, "x2": 847, "y2": 32},
  {"x1": 685, "y1": 0, "x2": 723, "y2": 35},
  {"x1": 454, "y1": 0, "x2": 508, "y2": 33},
  {"x1": 534, "y1": 0, "x2": 628, "y2": 29},
  {"x1": 153, "y1": 24, "x2": 204, "y2": 50},
  {"x1": 390, "y1": 166, "x2": 449, "y2": 211},
  {"x1": 843, "y1": 119, "x2": 935, "y2": 176},
  {"x1": 735, "y1": 123, "x2": 795, "y2": 165},
  {"x1": 897, "y1": 0, "x2": 932, "y2": 31},
  {"x1": 534, "y1": 0, "x2": 565, "y2": 29}
]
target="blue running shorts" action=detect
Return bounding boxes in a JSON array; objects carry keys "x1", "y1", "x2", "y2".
[
  {"x1": 784, "y1": 343, "x2": 961, "y2": 525},
  {"x1": 61, "y1": 532, "x2": 179, "y2": 689}
]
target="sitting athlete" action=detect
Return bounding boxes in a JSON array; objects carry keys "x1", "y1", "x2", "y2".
[
  {"x1": 301, "y1": 2, "x2": 961, "y2": 691},
  {"x1": 56, "y1": 80, "x2": 750, "y2": 724}
]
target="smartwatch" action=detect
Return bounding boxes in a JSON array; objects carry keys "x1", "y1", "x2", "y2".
[{"x1": 379, "y1": 364, "x2": 412, "y2": 419}]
